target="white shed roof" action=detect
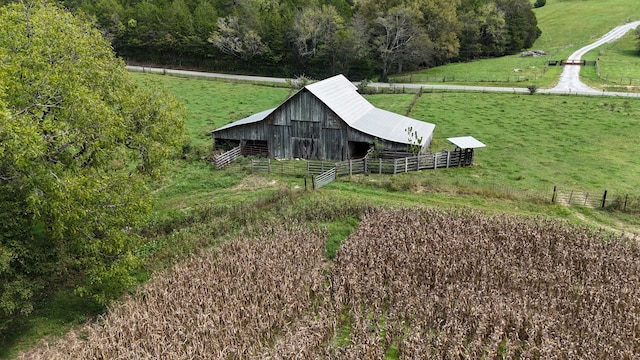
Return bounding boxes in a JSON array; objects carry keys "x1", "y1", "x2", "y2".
[
  {"x1": 213, "y1": 74, "x2": 435, "y2": 146},
  {"x1": 447, "y1": 136, "x2": 486, "y2": 149}
]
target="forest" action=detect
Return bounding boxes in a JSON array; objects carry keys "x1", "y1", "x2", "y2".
[{"x1": 53, "y1": 0, "x2": 540, "y2": 80}]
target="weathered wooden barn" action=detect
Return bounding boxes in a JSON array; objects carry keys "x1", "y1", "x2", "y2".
[{"x1": 211, "y1": 74, "x2": 436, "y2": 161}]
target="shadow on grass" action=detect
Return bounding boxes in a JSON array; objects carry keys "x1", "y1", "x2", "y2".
[{"x1": 0, "y1": 290, "x2": 103, "y2": 359}]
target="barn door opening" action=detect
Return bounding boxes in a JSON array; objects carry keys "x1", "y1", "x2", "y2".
[
  {"x1": 348, "y1": 141, "x2": 370, "y2": 159},
  {"x1": 241, "y1": 140, "x2": 269, "y2": 157}
]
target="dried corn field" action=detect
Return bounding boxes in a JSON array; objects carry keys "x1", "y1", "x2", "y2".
[
  {"x1": 18, "y1": 222, "x2": 333, "y2": 359},
  {"x1": 19, "y1": 209, "x2": 640, "y2": 359},
  {"x1": 331, "y1": 209, "x2": 640, "y2": 359}
]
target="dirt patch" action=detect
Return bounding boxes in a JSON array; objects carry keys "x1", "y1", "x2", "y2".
[{"x1": 232, "y1": 175, "x2": 279, "y2": 190}]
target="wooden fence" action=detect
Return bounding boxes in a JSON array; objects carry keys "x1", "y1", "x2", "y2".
[
  {"x1": 312, "y1": 168, "x2": 336, "y2": 190},
  {"x1": 553, "y1": 188, "x2": 604, "y2": 208},
  {"x1": 214, "y1": 146, "x2": 242, "y2": 170},
  {"x1": 304, "y1": 149, "x2": 472, "y2": 177},
  {"x1": 248, "y1": 149, "x2": 473, "y2": 188}
]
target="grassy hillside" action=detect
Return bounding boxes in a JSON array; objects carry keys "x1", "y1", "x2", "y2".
[
  {"x1": 392, "y1": 0, "x2": 640, "y2": 87},
  {"x1": 534, "y1": 0, "x2": 640, "y2": 57}
]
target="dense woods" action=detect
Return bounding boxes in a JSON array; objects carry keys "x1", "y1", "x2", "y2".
[{"x1": 51, "y1": 0, "x2": 541, "y2": 79}]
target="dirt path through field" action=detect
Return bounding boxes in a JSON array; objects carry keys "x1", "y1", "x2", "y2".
[{"x1": 572, "y1": 211, "x2": 640, "y2": 241}]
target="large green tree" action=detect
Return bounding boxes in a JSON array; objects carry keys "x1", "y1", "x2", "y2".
[{"x1": 0, "y1": 0, "x2": 186, "y2": 331}]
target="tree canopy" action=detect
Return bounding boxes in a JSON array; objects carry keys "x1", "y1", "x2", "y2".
[
  {"x1": 0, "y1": 0, "x2": 186, "y2": 332},
  {"x1": 54, "y1": 0, "x2": 540, "y2": 79}
]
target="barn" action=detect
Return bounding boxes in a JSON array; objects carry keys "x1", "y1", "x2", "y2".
[{"x1": 211, "y1": 74, "x2": 436, "y2": 161}]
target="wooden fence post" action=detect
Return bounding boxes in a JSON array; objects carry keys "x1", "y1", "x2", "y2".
[
  {"x1": 601, "y1": 190, "x2": 607, "y2": 208},
  {"x1": 624, "y1": 194, "x2": 628, "y2": 211},
  {"x1": 268, "y1": 158, "x2": 271, "y2": 173},
  {"x1": 379, "y1": 158, "x2": 382, "y2": 174},
  {"x1": 446, "y1": 150, "x2": 450, "y2": 168},
  {"x1": 552, "y1": 186, "x2": 556, "y2": 203}
]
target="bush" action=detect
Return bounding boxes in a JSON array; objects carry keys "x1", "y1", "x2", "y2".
[{"x1": 534, "y1": 0, "x2": 546, "y2": 8}]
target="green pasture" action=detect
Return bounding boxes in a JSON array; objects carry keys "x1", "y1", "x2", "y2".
[
  {"x1": 370, "y1": 91, "x2": 640, "y2": 194},
  {"x1": 135, "y1": 72, "x2": 640, "y2": 197},
  {"x1": 391, "y1": 0, "x2": 640, "y2": 87},
  {"x1": 130, "y1": 72, "x2": 291, "y2": 148}
]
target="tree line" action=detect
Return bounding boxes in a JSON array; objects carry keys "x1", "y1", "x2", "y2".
[{"x1": 56, "y1": 0, "x2": 541, "y2": 80}]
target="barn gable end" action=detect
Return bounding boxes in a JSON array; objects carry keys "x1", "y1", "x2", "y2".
[{"x1": 212, "y1": 74, "x2": 435, "y2": 161}]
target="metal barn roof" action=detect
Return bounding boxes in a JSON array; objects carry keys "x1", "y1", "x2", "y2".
[
  {"x1": 447, "y1": 136, "x2": 486, "y2": 149},
  {"x1": 306, "y1": 74, "x2": 434, "y2": 146},
  {"x1": 213, "y1": 74, "x2": 435, "y2": 146},
  {"x1": 215, "y1": 108, "x2": 276, "y2": 132}
]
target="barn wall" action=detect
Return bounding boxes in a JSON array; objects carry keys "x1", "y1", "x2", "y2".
[
  {"x1": 347, "y1": 128, "x2": 408, "y2": 152},
  {"x1": 269, "y1": 90, "x2": 349, "y2": 160},
  {"x1": 213, "y1": 121, "x2": 270, "y2": 143}
]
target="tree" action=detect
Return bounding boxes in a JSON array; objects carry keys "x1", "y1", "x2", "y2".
[
  {"x1": 496, "y1": 0, "x2": 541, "y2": 52},
  {"x1": 292, "y1": 5, "x2": 343, "y2": 58},
  {"x1": 478, "y1": 2, "x2": 508, "y2": 56},
  {"x1": 414, "y1": 0, "x2": 461, "y2": 64},
  {"x1": 0, "y1": 0, "x2": 186, "y2": 331},
  {"x1": 373, "y1": 6, "x2": 433, "y2": 82},
  {"x1": 208, "y1": 16, "x2": 268, "y2": 62}
]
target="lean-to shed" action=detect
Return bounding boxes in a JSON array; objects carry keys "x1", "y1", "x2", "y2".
[{"x1": 211, "y1": 74, "x2": 435, "y2": 161}]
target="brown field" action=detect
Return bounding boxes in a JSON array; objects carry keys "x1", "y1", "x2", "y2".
[{"x1": 19, "y1": 210, "x2": 640, "y2": 359}]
